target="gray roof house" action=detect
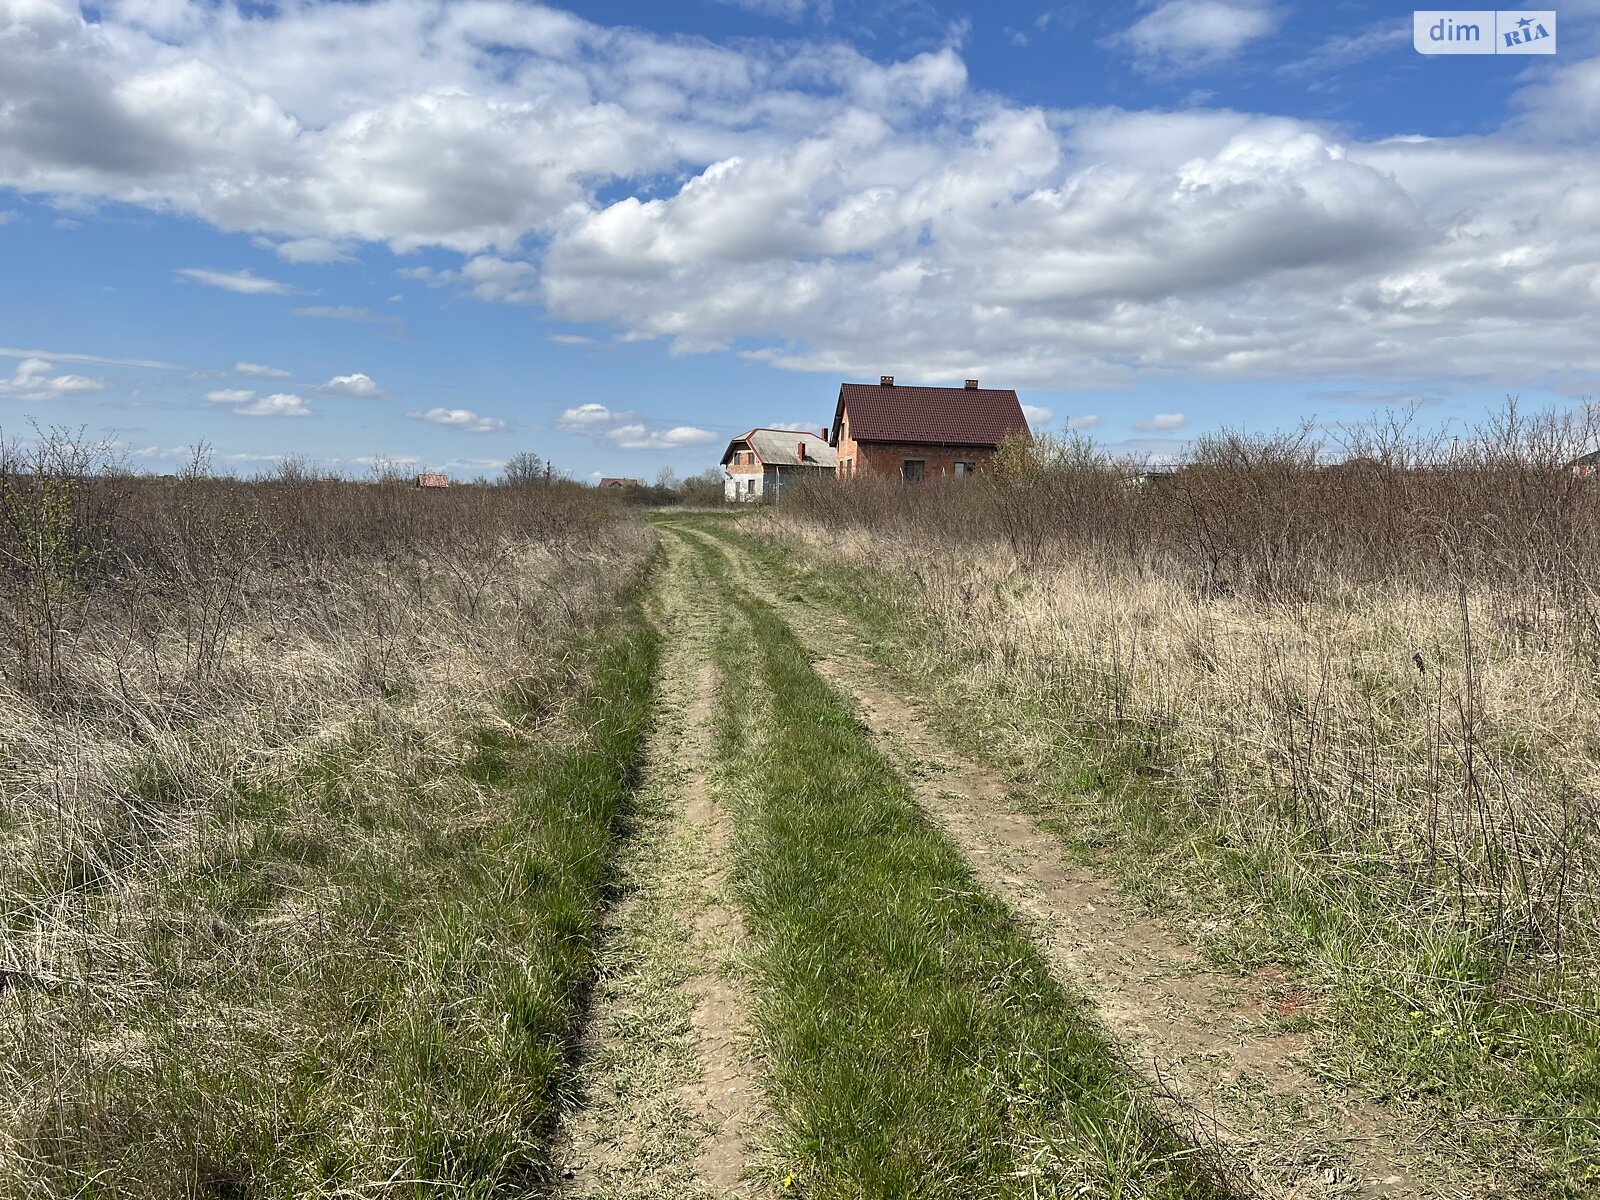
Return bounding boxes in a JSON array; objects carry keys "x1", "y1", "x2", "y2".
[{"x1": 720, "y1": 428, "x2": 837, "y2": 502}]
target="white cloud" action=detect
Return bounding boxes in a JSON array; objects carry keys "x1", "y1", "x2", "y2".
[
  {"x1": 1134, "y1": 412, "x2": 1187, "y2": 432},
  {"x1": 1277, "y1": 20, "x2": 1410, "y2": 79},
  {"x1": 234, "y1": 361, "x2": 289, "y2": 377},
  {"x1": 715, "y1": 0, "x2": 811, "y2": 20},
  {"x1": 1117, "y1": 2, "x2": 1279, "y2": 71},
  {"x1": 765, "y1": 420, "x2": 823, "y2": 431},
  {"x1": 269, "y1": 237, "x2": 354, "y2": 264},
  {"x1": 1021, "y1": 404, "x2": 1054, "y2": 425},
  {"x1": 441, "y1": 456, "x2": 509, "y2": 470},
  {"x1": 320, "y1": 372, "x2": 386, "y2": 397},
  {"x1": 401, "y1": 256, "x2": 538, "y2": 303},
  {"x1": 175, "y1": 267, "x2": 294, "y2": 295},
  {"x1": 0, "y1": 210, "x2": 17, "y2": 225},
  {"x1": 408, "y1": 406, "x2": 506, "y2": 432},
  {"x1": 603, "y1": 423, "x2": 717, "y2": 450},
  {"x1": 294, "y1": 305, "x2": 407, "y2": 335},
  {"x1": 558, "y1": 402, "x2": 629, "y2": 428},
  {"x1": 1, "y1": 345, "x2": 178, "y2": 370},
  {"x1": 550, "y1": 333, "x2": 596, "y2": 345},
  {"x1": 1066, "y1": 414, "x2": 1102, "y2": 430},
  {"x1": 237, "y1": 393, "x2": 312, "y2": 417},
  {"x1": 204, "y1": 388, "x2": 256, "y2": 404},
  {"x1": 0, "y1": 358, "x2": 104, "y2": 401},
  {"x1": 0, "y1": 2, "x2": 1596, "y2": 394}
]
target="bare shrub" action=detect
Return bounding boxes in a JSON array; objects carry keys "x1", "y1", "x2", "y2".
[{"x1": 772, "y1": 400, "x2": 1600, "y2": 978}]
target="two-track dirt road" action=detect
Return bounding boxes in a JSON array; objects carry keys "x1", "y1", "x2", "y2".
[{"x1": 554, "y1": 516, "x2": 1500, "y2": 1200}]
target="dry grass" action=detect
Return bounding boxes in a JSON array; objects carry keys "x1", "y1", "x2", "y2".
[
  {"x1": 757, "y1": 405, "x2": 1600, "y2": 1191},
  {"x1": 0, "y1": 433, "x2": 657, "y2": 1194}
]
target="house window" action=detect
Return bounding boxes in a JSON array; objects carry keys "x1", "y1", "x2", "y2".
[
  {"x1": 954, "y1": 460, "x2": 977, "y2": 476},
  {"x1": 902, "y1": 459, "x2": 925, "y2": 483},
  {"x1": 745, "y1": 477, "x2": 755, "y2": 494}
]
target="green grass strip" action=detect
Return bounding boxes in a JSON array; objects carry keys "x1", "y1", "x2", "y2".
[
  {"x1": 672, "y1": 526, "x2": 1231, "y2": 1200},
  {"x1": 28, "y1": 584, "x2": 660, "y2": 1200}
]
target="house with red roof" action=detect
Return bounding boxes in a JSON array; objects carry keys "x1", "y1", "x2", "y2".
[{"x1": 830, "y1": 377, "x2": 1030, "y2": 481}]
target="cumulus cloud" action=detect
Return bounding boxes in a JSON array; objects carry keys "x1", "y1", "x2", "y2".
[
  {"x1": 1065, "y1": 414, "x2": 1102, "y2": 430},
  {"x1": 558, "y1": 402, "x2": 630, "y2": 428},
  {"x1": 1021, "y1": 404, "x2": 1054, "y2": 425},
  {"x1": 556, "y1": 400, "x2": 712, "y2": 450},
  {"x1": 1134, "y1": 412, "x2": 1187, "y2": 432},
  {"x1": 175, "y1": 267, "x2": 294, "y2": 295},
  {"x1": 603, "y1": 423, "x2": 717, "y2": 450},
  {"x1": 237, "y1": 393, "x2": 312, "y2": 417},
  {"x1": 234, "y1": 361, "x2": 289, "y2": 377},
  {"x1": 1117, "y1": 1, "x2": 1279, "y2": 71},
  {"x1": 1, "y1": 2, "x2": 1597, "y2": 393},
  {"x1": 320, "y1": 372, "x2": 386, "y2": 397},
  {"x1": 0, "y1": 358, "x2": 104, "y2": 401},
  {"x1": 203, "y1": 388, "x2": 255, "y2": 404},
  {"x1": 408, "y1": 406, "x2": 506, "y2": 432}
]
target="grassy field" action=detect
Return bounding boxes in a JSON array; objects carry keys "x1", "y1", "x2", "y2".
[
  {"x1": 736, "y1": 425, "x2": 1600, "y2": 1195},
  {"x1": 10, "y1": 422, "x2": 1598, "y2": 1198},
  {"x1": 0, "y1": 449, "x2": 659, "y2": 1196}
]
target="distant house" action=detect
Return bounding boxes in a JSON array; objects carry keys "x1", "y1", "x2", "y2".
[
  {"x1": 597, "y1": 477, "x2": 643, "y2": 489},
  {"x1": 720, "y1": 428, "x2": 837, "y2": 502},
  {"x1": 830, "y1": 377, "x2": 1029, "y2": 481},
  {"x1": 1570, "y1": 451, "x2": 1600, "y2": 478},
  {"x1": 415, "y1": 473, "x2": 449, "y2": 489}
]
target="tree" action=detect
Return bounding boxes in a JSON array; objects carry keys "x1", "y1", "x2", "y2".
[{"x1": 504, "y1": 451, "x2": 546, "y2": 486}]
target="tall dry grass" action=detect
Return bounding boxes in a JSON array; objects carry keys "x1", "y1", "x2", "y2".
[
  {"x1": 764, "y1": 403, "x2": 1600, "y2": 1181},
  {"x1": 0, "y1": 431, "x2": 655, "y2": 1191}
]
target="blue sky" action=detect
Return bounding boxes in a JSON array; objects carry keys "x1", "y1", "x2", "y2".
[{"x1": 1, "y1": 1, "x2": 1597, "y2": 479}]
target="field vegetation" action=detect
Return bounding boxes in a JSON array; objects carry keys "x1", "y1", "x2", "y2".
[
  {"x1": 0, "y1": 431, "x2": 657, "y2": 1195},
  {"x1": 754, "y1": 402, "x2": 1600, "y2": 1193},
  {"x1": 665, "y1": 522, "x2": 1235, "y2": 1199}
]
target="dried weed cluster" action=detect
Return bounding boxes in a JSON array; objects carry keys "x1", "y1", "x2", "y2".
[
  {"x1": 769, "y1": 406, "x2": 1600, "y2": 1170},
  {"x1": 0, "y1": 432, "x2": 653, "y2": 1190}
]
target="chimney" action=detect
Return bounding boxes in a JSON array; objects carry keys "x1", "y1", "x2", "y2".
[
  {"x1": 880, "y1": 375, "x2": 894, "y2": 387},
  {"x1": 797, "y1": 441, "x2": 807, "y2": 462},
  {"x1": 964, "y1": 379, "x2": 979, "y2": 389},
  {"x1": 820, "y1": 427, "x2": 829, "y2": 444}
]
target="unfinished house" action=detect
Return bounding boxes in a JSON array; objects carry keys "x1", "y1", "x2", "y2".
[
  {"x1": 720, "y1": 428, "x2": 837, "y2": 501},
  {"x1": 830, "y1": 377, "x2": 1029, "y2": 481}
]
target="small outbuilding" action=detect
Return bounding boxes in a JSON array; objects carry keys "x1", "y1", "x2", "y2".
[{"x1": 721, "y1": 428, "x2": 837, "y2": 501}]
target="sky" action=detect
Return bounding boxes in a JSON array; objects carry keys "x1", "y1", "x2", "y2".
[{"x1": 1, "y1": 0, "x2": 1597, "y2": 480}]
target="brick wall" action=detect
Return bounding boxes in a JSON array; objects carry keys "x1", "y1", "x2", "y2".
[
  {"x1": 832, "y1": 407, "x2": 997, "y2": 480},
  {"x1": 841, "y1": 439, "x2": 996, "y2": 480}
]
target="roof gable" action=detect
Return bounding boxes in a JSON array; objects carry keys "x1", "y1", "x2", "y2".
[
  {"x1": 833, "y1": 382, "x2": 1030, "y2": 447},
  {"x1": 720, "y1": 428, "x2": 837, "y2": 468}
]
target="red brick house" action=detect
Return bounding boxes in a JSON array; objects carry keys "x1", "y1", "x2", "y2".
[
  {"x1": 720, "y1": 428, "x2": 837, "y2": 501},
  {"x1": 830, "y1": 378, "x2": 1029, "y2": 481}
]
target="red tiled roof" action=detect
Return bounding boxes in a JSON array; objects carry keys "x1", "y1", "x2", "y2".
[{"x1": 832, "y1": 382, "x2": 1030, "y2": 447}]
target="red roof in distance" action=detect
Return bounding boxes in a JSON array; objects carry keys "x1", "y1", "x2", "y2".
[{"x1": 832, "y1": 381, "x2": 1030, "y2": 447}]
